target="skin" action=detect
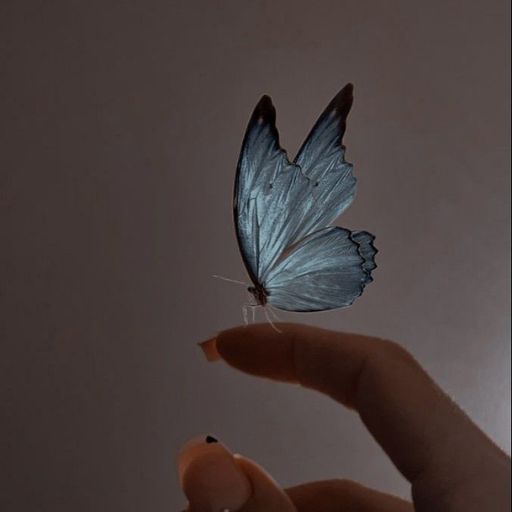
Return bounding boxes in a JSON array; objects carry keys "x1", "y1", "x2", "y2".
[{"x1": 178, "y1": 323, "x2": 511, "y2": 511}]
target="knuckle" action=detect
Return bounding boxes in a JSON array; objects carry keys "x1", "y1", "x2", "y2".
[{"x1": 375, "y1": 337, "x2": 418, "y2": 366}]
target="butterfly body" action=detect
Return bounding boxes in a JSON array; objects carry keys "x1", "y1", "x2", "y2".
[
  {"x1": 248, "y1": 284, "x2": 268, "y2": 307},
  {"x1": 234, "y1": 84, "x2": 377, "y2": 313}
]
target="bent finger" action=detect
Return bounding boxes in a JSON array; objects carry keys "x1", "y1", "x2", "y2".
[
  {"x1": 200, "y1": 323, "x2": 505, "y2": 489},
  {"x1": 178, "y1": 435, "x2": 295, "y2": 512}
]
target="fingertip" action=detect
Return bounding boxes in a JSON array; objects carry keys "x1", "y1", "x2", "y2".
[
  {"x1": 178, "y1": 436, "x2": 252, "y2": 511},
  {"x1": 198, "y1": 337, "x2": 221, "y2": 362}
]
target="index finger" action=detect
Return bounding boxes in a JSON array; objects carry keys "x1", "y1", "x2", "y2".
[{"x1": 200, "y1": 323, "x2": 505, "y2": 489}]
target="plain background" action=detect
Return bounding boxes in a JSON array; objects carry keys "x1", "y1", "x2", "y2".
[{"x1": 1, "y1": 1, "x2": 510, "y2": 510}]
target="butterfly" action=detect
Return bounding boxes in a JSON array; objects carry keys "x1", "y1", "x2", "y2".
[{"x1": 233, "y1": 84, "x2": 377, "y2": 314}]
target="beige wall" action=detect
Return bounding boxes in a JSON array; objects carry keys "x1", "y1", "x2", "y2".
[{"x1": 1, "y1": 1, "x2": 510, "y2": 510}]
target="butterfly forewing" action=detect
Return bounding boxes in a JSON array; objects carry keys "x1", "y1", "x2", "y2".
[{"x1": 234, "y1": 96, "x2": 314, "y2": 282}]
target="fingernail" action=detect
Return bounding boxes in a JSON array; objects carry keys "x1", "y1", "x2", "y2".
[
  {"x1": 198, "y1": 337, "x2": 221, "y2": 362},
  {"x1": 179, "y1": 436, "x2": 251, "y2": 512}
]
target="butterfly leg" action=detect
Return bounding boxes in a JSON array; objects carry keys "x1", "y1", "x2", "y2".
[
  {"x1": 251, "y1": 305, "x2": 257, "y2": 323},
  {"x1": 264, "y1": 307, "x2": 282, "y2": 333},
  {"x1": 242, "y1": 304, "x2": 249, "y2": 326}
]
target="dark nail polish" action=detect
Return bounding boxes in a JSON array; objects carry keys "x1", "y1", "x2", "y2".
[{"x1": 205, "y1": 435, "x2": 218, "y2": 444}]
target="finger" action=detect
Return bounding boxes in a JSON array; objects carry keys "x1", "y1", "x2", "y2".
[
  {"x1": 200, "y1": 324, "x2": 505, "y2": 488},
  {"x1": 287, "y1": 479, "x2": 413, "y2": 512},
  {"x1": 233, "y1": 455, "x2": 296, "y2": 511},
  {"x1": 178, "y1": 435, "x2": 251, "y2": 511},
  {"x1": 178, "y1": 435, "x2": 295, "y2": 512}
]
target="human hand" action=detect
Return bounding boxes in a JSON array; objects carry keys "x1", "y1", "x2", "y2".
[{"x1": 178, "y1": 323, "x2": 510, "y2": 511}]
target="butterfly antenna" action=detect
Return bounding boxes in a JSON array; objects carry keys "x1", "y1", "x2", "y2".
[
  {"x1": 264, "y1": 307, "x2": 282, "y2": 333},
  {"x1": 212, "y1": 274, "x2": 248, "y2": 286}
]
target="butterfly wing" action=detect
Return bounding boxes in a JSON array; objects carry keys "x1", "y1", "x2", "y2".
[
  {"x1": 290, "y1": 84, "x2": 358, "y2": 242},
  {"x1": 264, "y1": 227, "x2": 377, "y2": 312},
  {"x1": 234, "y1": 84, "x2": 357, "y2": 284},
  {"x1": 234, "y1": 96, "x2": 315, "y2": 283}
]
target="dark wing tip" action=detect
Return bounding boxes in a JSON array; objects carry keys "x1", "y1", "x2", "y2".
[
  {"x1": 258, "y1": 94, "x2": 274, "y2": 107},
  {"x1": 250, "y1": 94, "x2": 276, "y2": 127},
  {"x1": 311, "y1": 83, "x2": 353, "y2": 146},
  {"x1": 328, "y1": 83, "x2": 354, "y2": 121}
]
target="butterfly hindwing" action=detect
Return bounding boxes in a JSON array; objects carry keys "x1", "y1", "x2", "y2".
[
  {"x1": 351, "y1": 230, "x2": 377, "y2": 283},
  {"x1": 264, "y1": 227, "x2": 377, "y2": 312}
]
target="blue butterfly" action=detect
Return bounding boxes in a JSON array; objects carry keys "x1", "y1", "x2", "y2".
[{"x1": 234, "y1": 84, "x2": 377, "y2": 313}]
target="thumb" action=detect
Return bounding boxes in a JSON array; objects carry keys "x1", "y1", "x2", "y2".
[
  {"x1": 232, "y1": 455, "x2": 296, "y2": 512},
  {"x1": 178, "y1": 435, "x2": 295, "y2": 512}
]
